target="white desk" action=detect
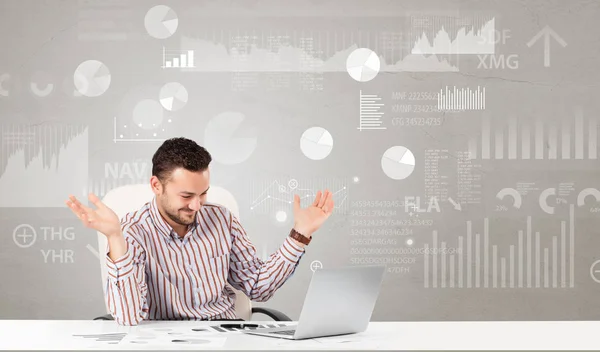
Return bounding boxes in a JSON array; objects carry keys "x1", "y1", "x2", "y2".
[{"x1": 1, "y1": 320, "x2": 599, "y2": 350}]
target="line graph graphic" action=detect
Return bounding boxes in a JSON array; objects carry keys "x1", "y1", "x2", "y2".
[
  {"x1": 410, "y1": 15, "x2": 495, "y2": 55},
  {"x1": 181, "y1": 36, "x2": 458, "y2": 73},
  {"x1": 0, "y1": 124, "x2": 88, "y2": 207},
  {"x1": 250, "y1": 178, "x2": 349, "y2": 216},
  {"x1": 178, "y1": 16, "x2": 461, "y2": 73},
  {"x1": 424, "y1": 205, "x2": 575, "y2": 289}
]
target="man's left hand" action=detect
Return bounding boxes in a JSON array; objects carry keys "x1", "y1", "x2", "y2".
[{"x1": 292, "y1": 190, "x2": 335, "y2": 238}]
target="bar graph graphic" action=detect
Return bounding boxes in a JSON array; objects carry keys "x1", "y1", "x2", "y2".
[
  {"x1": 424, "y1": 204, "x2": 575, "y2": 289},
  {"x1": 468, "y1": 110, "x2": 598, "y2": 160},
  {"x1": 358, "y1": 90, "x2": 386, "y2": 131},
  {"x1": 162, "y1": 47, "x2": 195, "y2": 68},
  {"x1": 438, "y1": 86, "x2": 486, "y2": 111}
]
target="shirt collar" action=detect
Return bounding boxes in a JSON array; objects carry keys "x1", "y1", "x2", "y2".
[{"x1": 149, "y1": 197, "x2": 198, "y2": 240}]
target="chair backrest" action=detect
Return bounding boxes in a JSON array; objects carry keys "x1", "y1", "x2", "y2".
[{"x1": 96, "y1": 183, "x2": 252, "y2": 320}]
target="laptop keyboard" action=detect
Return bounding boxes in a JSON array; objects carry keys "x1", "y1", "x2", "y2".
[{"x1": 270, "y1": 330, "x2": 296, "y2": 335}]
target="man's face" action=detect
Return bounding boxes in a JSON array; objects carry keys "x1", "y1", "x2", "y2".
[{"x1": 153, "y1": 168, "x2": 210, "y2": 227}]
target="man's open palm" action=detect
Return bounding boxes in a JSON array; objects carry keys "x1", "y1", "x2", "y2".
[
  {"x1": 66, "y1": 193, "x2": 121, "y2": 237},
  {"x1": 292, "y1": 189, "x2": 335, "y2": 236}
]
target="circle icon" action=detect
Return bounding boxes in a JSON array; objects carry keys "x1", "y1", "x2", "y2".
[
  {"x1": 30, "y1": 71, "x2": 54, "y2": 97},
  {"x1": 496, "y1": 188, "x2": 523, "y2": 209},
  {"x1": 381, "y1": 146, "x2": 416, "y2": 180},
  {"x1": 74, "y1": 60, "x2": 111, "y2": 97},
  {"x1": 204, "y1": 111, "x2": 258, "y2": 165},
  {"x1": 300, "y1": 127, "x2": 333, "y2": 160},
  {"x1": 159, "y1": 82, "x2": 188, "y2": 111},
  {"x1": 346, "y1": 48, "x2": 381, "y2": 82},
  {"x1": 310, "y1": 260, "x2": 323, "y2": 272},
  {"x1": 591, "y1": 260, "x2": 600, "y2": 283},
  {"x1": 288, "y1": 179, "x2": 298, "y2": 190},
  {"x1": 275, "y1": 210, "x2": 288, "y2": 222},
  {"x1": 144, "y1": 5, "x2": 178, "y2": 39},
  {"x1": 13, "y1": 224, "x2": 37, "y2": 248},
  {"x1": 539, "y1": 188, "x2": 557, "y2": 215}
]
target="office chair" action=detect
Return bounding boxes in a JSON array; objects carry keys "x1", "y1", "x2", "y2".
[{"x1": 92, "y1": 183, "x2": 291, "y2": 322}]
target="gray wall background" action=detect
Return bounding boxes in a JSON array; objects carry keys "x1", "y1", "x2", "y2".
[{"x1": 1, "y1": 0, "x2": 600, "y2": 321}]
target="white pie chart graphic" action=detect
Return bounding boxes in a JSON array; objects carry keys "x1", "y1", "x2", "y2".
[
  {"x1": 381, "y1": 146, "x2": 416, "y2": 180},
  {"x1": 73, "y1": 60, "x2": 111, "y2": 97},
  {"x1": 346, "y1": 48, "x2": 381, "y2": 82},
  {"x1": 300, "y1": 127, "x2": 333, "y2": 160},
  {"x1": 145, "y1": 5, "x2": 178, "y2": 39},
  {"x1": 204, "y1": 112, "x2": 258, "y2": 165},
  {"x1": 159, "y1": 82, "x2": 188, "y2": 111}
]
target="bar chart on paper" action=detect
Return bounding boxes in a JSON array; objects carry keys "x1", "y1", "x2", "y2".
[
  {"x1": 424, "y1": 204, "x2": 575, "y2": 289},
  {"x1": 162, "y1": 47, "x2": 195, "y2": 68},
  {"x1": 468, "y1": 109, "x2": 598, "y2": 160}
]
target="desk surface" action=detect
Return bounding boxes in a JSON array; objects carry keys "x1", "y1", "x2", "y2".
[{"x1": 1, "y1": 320, "x2": 599, "y2": 350}]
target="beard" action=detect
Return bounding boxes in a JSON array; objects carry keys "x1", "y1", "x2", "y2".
[{"x1": 159, "y1": 194, "x2": 196, "y2": 226}]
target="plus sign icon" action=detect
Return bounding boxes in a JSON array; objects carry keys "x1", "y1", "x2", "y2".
[
  {"x1": 310, "y1": 260, "x2": 323, "y2": 272},
  {"x1": 13, "y1": 224, "x2": 37, "y2": 248}
]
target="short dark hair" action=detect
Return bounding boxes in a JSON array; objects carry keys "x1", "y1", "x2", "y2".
[{"x1": 152, "y1": 137, "x2": 212, "y2": 182}]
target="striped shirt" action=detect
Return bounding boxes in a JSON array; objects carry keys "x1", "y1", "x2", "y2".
[{"x1": 104, "y1": 197, "x2": 306, "y2": 326}]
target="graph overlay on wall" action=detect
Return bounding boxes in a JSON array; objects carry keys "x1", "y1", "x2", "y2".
[{"x1": 0, "y1": 125, "x2": 88, "y2": 208}]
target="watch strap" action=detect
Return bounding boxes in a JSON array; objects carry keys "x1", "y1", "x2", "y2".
[{"x1": 289, "y1": 228, "x2": 311, "y2": 245}]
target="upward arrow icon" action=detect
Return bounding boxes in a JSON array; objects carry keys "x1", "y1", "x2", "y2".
[{"x1": 526, "y1": 25, "x2": 567, "y2": 67}]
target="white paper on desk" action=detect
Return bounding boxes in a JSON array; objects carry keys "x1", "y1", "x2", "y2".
[
  {"x1": 206, "y1": 322, "x2": 295, "y2": 333},
  {"x1": 138, "y1": 325, "x2": 220, "y2": 336},
  {"x1": 119, "y1": 332, "x2": 227, "y2": 349},
  {"x1": 275, "y1": 333, "x2": 389, "y2": 349},
  {"x1": 316, "y1": 333, "x2": 392, "y2": 349},
  {"x1": 71, "y1": 332, "x2": 128, "y2": 350}
]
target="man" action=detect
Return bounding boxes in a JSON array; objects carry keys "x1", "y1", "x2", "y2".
[{"x1": 66, "y1": 137, "x2": 334, "y2": 326}]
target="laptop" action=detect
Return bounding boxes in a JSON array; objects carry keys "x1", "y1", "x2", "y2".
[{"x1": 243, "y1": 265, "x2": 386, "y2": 340}]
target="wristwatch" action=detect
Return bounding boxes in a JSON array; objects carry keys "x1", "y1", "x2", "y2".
[{"x1": 289, "y1": 228, "x2": 311, "y2": 245}]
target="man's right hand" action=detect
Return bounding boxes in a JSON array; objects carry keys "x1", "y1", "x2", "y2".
[{"x1": 66, "y1": 193, "x2": 121, "y2": 238}]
